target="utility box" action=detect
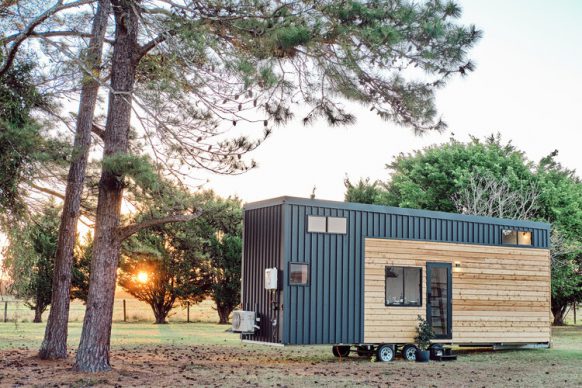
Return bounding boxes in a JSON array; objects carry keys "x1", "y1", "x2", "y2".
[
  {"x1": 232, "y1": 310, "x2": 256, "y2": 333},
  {"x1": 264, "y1": 268, "x2": 278, "y2": 290}
]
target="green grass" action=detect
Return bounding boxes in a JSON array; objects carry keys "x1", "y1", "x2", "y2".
[
  {"x1": 1, "y1": 320, "x2": 580, "y2": 360},
  {"x1": 0, "y1": 321, "x2": 241, "y2": 350},
  {"x1": 0, "y1": 296, "x2": 219, "y2": 323}
]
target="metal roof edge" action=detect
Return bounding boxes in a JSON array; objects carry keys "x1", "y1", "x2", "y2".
[{"x1": 244, "y1": 196, "x2": 551, "y2": 230}]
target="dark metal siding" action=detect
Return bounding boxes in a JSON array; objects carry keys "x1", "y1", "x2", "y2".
[
  {"x1": 281, "y1": 203, "x2": 550, "y2": 345},
  {"x1": 241, "y1": 205, "x2": 283, "y2": 343}
]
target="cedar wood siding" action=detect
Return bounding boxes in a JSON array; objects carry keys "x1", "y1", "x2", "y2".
[{"x1": 364, "y1": 239, "x2": 551, "y2": 344}]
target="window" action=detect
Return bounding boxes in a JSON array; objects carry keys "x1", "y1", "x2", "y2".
[
  {"x1": 502, "y1": 229, "x2": 532, "y2": 246},
  {"x1": 306, "y1": 216, "x2": 347, "y2": 234},
  {"x1": 327, "y1": 217, "x2": 347, "y2": 234},
  {"x1": 307, "y1": 216, "x2": 326, "y2": 233},
  {"x1": 289, "y1": 263, "x2": 309, "y2": 285},
  {"x1": 385, "y1": 266, "x2": 422, "y2": 306}
]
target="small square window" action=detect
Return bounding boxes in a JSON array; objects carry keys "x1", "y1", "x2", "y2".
[
  {"x1": 327, "y1": 217, "x2": 347, "y2": 234},
  {"x1": 289, "y1": 263, "x2": 309, "y2": 285},
  {"x1": 307, "y1": 216, "x2": 326, "y2": 233}
]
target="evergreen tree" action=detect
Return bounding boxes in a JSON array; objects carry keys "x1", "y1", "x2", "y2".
[
  {"x1": 196, "y1": 194, "x2": 243, "y2": 324},
  {"x1": 3, "y1": 203, "x2": 60, "y2": 323}
]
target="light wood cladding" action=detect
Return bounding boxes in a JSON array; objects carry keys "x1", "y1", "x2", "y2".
[{"x1": 363, "y1": 238, "x2": 551, "y2": 344}]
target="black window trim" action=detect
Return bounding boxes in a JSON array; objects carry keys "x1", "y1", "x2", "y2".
[
  {"x1": 384, "y1": 266, "x2": 423, "y2": 307},
  {"x1": 288, "y1": 262, "x2": 309, "y2": 286}
]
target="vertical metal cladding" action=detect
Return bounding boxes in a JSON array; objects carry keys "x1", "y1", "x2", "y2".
[
  {"x1": 241, "y1": 205, "x2": 283, "y2": 343},
  {"x1": 243, "y1": 197, "x2": 550, "y2": 345},
  {"x1": 280, "y1": 200, "x2": 550, "y2": 345}
]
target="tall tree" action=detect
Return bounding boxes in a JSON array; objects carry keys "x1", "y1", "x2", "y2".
[
  {"x1": 63, "y1": 0, "x2": 481, "y2": 371},
  {"x1": 40, "y1": 0, "x2": 112, "y2": 360}
]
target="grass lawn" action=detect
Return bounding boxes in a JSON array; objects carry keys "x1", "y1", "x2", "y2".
[{"x1": 0, "y1": 323, "x2": 581, "y2": 387}]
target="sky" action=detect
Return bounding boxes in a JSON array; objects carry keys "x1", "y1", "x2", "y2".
[
  {"x1": 199, "y1": 0, "x2": 582, "y2": 204},
  {"x1": 1, "y1": 0, "x2": 582, "y2": 265}
]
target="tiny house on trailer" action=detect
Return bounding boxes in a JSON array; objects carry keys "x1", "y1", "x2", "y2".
[{"x1": 233, "y1": 197, "x2": 551, "y2": 361}]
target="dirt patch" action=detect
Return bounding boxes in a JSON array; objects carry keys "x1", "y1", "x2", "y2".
[{"x1": 1, "y1": 344, "x2": 580, "y2": 387}]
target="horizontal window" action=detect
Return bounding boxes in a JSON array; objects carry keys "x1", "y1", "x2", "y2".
[
  {"x1": 385, "y1": 266, "x2": 422, "y2": 306},
  {"x1": 306, "y1": 216, "x2": 347, "y2": 234},
  {"x1": 502, "y1": 230, "x2": 532, "y2": 246},
  {"x1": 289, "y1": 263, "x2": 309, "y2": 286}
]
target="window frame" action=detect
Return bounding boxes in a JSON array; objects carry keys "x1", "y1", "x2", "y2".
[
  {"x1": 306, "y1": 215, "x2": 348, "y2": 235},
  {"x1": 384, "y1": 266, "x2": 423, "y2": 307},
  {"x1": 501, "y1": 229, "x2": 533, "y2": 247},
  {"x1": 288, "y1": 262, "x2": 309, "y2": 286}
]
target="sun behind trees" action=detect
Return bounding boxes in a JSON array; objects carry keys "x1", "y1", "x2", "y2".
[{"x1": 118, "y1": 191, "x2": 242, "y2": 325}]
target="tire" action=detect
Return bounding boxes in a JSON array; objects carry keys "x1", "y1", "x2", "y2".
[
  {"x1": 356, "y1": 345, "x2": 373, "y2": 357},
  {"x1": 401, "y1": 344, "x2": 418, "y2": 361},
  {"x1": 429, "y1": 343, "x2": 444, "y2": 360},
  {"x1": 376, "y1": 344, "x2": 394, "y2": 362},
  {"x1": 332, "y1": 345, "x2": 350, "y2": 357}
]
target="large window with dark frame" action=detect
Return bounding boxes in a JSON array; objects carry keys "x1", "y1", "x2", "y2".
[{"x1": 385, "y1": 266, "x2": 422, "y2": 306}]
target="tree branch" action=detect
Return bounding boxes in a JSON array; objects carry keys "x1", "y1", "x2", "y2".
[
  {"x1": 116, "y1": 210, "x2": 202, "y2": 242},
  {"x1": 135, "y1": 30, "x2": 175, "y2": 61},
  {"x1": 0, "y1": 0, "x2": 95, "y2": 77},
  {"x1": 92, "y1": 123, "x2": 106, "y2": 140},
  {"x1": 2, "y1": 30, "x2": 95, "y2": 42}
]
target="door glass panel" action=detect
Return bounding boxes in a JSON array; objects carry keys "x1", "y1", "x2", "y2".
[{"x1": 429, "y1": 267, "x2": 448, "y2": 336}]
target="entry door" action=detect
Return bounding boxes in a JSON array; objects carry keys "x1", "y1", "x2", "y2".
[{"x1": 426, "y1": 262, "x2": 452, "y2": 339}]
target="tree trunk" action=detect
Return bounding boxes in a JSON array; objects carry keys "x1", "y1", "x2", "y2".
[
  {"x1": 74, "y1": 0, "x2": 140, "y2": 372},
  {"x1": 39, "y1": 0, "x2": 111, "y2": 361},
  {"x1": 33, "y1": 304, "x2": 43, "y2": 323},
  {"x1": 217, "y1": 304, "x2": 232, "y2": 325},
  {"x1": 552, "y1": 303, "x2": 568, "y2": 326}
]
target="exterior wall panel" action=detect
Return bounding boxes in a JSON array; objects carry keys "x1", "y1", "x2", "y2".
[
  {"x1": 244, "y1": 197, "x2": 550, "y2": 346},
  {"x1": 241, "y1": 205, "x2": 283, "y2": 343},
  {"x1": 364, "y1": 238, "x2": 551, "y2": 344}
]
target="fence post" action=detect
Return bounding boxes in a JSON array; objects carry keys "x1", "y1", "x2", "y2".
[
  {"x1": 187, "y1": 301, "x2": 190, "y2": 323},
  {"x1": 123, "y1": 299, "x2": 127, "y2": 322},
  {"x1": 3, "y1": 302, "x2": 7, "y2": 323}
]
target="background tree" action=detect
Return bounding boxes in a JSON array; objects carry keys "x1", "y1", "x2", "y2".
[
  {"x1": 196, "y1": 194, "x2": 243, "y2": 324},
  {"x1": 0, "y1": 60, "x2": 66, "y2": 224},
  {"x1": 3, "y1": 203, "x2": 60, "y2": 323},
  {"x1": 118, "y1": 222, "x2": 210, "y2": 324},
  {"x1": 345, "y1": 135, "x2": 582, "y2": 325}
]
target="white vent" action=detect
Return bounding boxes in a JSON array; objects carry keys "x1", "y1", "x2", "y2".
[{"x1": 232, "y1": 310, "x2": 257, "y2": 333}]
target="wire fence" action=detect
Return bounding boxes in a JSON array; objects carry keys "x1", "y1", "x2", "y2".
[{"x1": 0, "y1": 297, "x2": 220, "y2": 324}]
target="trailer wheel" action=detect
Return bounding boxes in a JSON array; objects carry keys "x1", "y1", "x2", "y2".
[
  {"x1": 356, "y1": 345, "x2": 374, "y2": 357},
  {"x1": 376, "y1": 344, "x2": 394, "y2": 362},
  {"x1": 332, "y1": 345, "x2": 350, "y2": 357},
  {"x1": 401, "y1": 344, "x2": 417, "y2": 361}
]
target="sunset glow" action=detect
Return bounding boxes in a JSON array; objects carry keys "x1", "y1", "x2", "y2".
[{"x1": 136, "y1": 271, "x2": 149, "y2": 284}]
